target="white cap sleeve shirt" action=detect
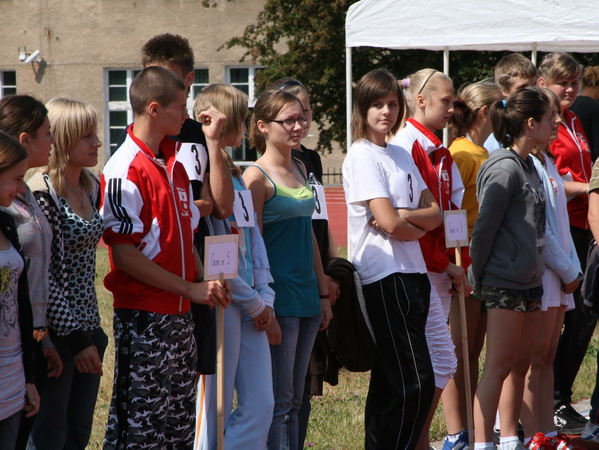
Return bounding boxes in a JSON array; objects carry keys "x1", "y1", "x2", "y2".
[{"x1": 342, "y1": 139, "x2": 427, "y2": 285}]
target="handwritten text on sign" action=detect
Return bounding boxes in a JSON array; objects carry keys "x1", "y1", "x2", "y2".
[
  {"x1": 444, "y1": 209, "x2": 468, "y2": 248},
  {"x1": 204, "y1": 234, "x2": 239, "y2": 280}
]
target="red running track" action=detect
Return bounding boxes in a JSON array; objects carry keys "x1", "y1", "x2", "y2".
[{"x1": 325, "y1": 187, "x2": 347, "y2": 248}]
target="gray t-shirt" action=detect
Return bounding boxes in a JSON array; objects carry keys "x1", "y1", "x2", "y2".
[{"x1": 0, "y1": 243, "x2": 25, "y2": 420}]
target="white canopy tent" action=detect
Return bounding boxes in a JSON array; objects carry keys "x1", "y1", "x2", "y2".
[{"x1": 345, "y1": 0, "x2": 599, "y2": 145}]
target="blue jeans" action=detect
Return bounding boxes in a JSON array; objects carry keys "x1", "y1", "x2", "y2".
[
  {"x1": 29, "y1": 327, "x2": 108, "y2": 450},
  {"x1": 267, "y1": 316, "x2": 320, "y2": 450}
]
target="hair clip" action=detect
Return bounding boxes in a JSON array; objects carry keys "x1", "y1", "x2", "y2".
[
  {"x1": 401, "y1": 78, "x2": 410, "y2": 89},
  {"x1": 502, "y1": 99, "x2": 507, "y2": 108}
]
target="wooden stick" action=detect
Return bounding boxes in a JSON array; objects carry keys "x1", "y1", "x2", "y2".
[
  {"x1": 216, "y1": 273, "x2": 225, "y2": 450},
  {"x1": 454, "y1": 248, "x2": 474, "y2": 448}
]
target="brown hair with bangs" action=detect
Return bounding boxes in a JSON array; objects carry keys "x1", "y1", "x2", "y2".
[{"x1": 351, "y1": 68, "x2": 405, "y2": 142}]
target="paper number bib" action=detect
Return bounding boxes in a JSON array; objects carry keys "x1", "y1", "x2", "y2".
[
  {"x1": 311, "y1": 183, "x2": 328, "y2": 220},
  {"x1": 233, "y1": 190, "x2": 255, "y2": 227}
]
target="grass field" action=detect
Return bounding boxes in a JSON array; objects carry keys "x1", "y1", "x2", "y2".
[{"x1": 88, "y1": 247, "x2": 599, "y2": 448}]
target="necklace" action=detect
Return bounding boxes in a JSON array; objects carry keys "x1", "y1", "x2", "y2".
[{"x1": 66, "y1": 183, "x2": 87, "y2": 210}]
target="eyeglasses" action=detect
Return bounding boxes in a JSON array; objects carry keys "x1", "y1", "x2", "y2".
[{"x1": 271, "y1": 117, "x2": 308, "y2": 129}]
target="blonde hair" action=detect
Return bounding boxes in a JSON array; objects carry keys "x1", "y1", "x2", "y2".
[
  {"x1": 194, "y1": 84, "x2": 248, "y2": 143},
  {"x1": 351, "y1": 68, "x2": 405, "y2": 142},
  {"x1": 538, "y1": 53, "x2": 581, "y2": 84},
  {"x1": 404, "y1": 68, "x2": 453, "y2": 116},
  {"x1": 46, "y1": 96, "x2": 97, "y2": 196},
  {"x1": 449, "y1": 80, "x2": 502, "y2": 143},
  {"x1": 581, "y1": 66, "x2": 599, "y2": 89},
  {"x1": 494, "y1": 53, "x2": 537, "y2": 93},
  {"x1": 194, "y1": 84, "x2": 248, "y2": 177}
]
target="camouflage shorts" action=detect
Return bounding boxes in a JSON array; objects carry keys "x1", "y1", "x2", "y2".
[
  {"x1": 104, "y1": 309, "x2": 197, "y2": 449},
  {"x1": 481, "y1": 285, "x2": 543, "y2": 312}
]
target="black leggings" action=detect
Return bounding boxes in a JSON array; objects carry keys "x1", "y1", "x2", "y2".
[
  {"x1": 363, "y1": 272, "x2": 434, "y2": 449},
  {"x1": 553, "y1": 225, "x2": 596, "y2": 407}
]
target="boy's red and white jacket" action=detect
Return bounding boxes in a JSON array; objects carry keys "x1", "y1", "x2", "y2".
[
  {"x1": 391, "y1": 118, "x2": 466, "y2": 273},
  {"x1": 100, "y1": 125, "x2": 200, "y2": 314}
]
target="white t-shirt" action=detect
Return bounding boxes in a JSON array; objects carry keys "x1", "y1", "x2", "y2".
[
  {"x1": 343, "y1": 139, "x2": 427, "y2": 284},
  {"x1": 484, "y1": 133, "x2": 502, "y2": 154}
]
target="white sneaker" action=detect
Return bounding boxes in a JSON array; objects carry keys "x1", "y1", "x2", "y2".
[{"x1": 582, "y1": 420, "x2": 599, "y2": 443}]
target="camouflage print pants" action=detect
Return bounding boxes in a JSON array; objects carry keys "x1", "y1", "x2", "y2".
[{"x1": 104, "y1": 309, "x2": 197, "y2": 449}]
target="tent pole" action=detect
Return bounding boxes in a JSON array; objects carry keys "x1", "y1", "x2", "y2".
[
  {"x1": 443, "y1": 47, "x2": 449, "y2": 146},
  {"x1": 346, "y1": 46, "x2": 353, "y2": 150},
  {"x1": 532, "y1": 42, "x2": 538, "y2": 65},
  {"x1": 346, "y1": 45, "x2": 352, "y2": 261}
]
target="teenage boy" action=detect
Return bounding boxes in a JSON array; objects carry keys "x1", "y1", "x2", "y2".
[
  {"x1": 139, "y1": 33, "x2": 234, "y2": 373},
  {"x1": 101, "y1": 66, "x2": 230, "y2": 449},
  {"x1": 485, "y1": 53, "x2": 538, "y2": 152}
]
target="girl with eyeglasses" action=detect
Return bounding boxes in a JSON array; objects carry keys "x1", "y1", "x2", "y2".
[
  {"x1": 267, "y1": 77, "x2": 341, "y2": 449},
  {"x1": 243, "y1": 88, "x2": 332, "y2": 450}
]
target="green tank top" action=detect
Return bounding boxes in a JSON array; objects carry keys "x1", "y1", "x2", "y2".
[{"x1": 250, "y1": 164, "x2": 320, "y2": 317}]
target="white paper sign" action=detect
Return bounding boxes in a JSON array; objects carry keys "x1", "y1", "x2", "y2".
[
  {"x1": 203, "y1": 234, "x2": 239, "y2": 280},
  {"x1": 310, "y1": 183, "x2": 329, "y2": 220},
  {"x1": 233, "y1": 190, "x2": 255, "y2": 227},
  {"x1": 444, "y1": 209, "x2": 469, "y2": 248}
]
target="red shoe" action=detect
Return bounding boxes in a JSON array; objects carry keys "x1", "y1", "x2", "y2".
[
  {"x1": 526, "y1": 432, "x2": 556, "y2": 449},
  {"x1": 552, "y1": 433, "x2": 583, "y2": 450}
]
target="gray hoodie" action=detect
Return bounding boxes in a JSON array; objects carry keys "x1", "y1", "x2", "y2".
[{"x1": 470, "y1": 148, "x2": 546, "y2": 294}]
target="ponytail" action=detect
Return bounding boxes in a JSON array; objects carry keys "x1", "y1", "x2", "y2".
[
  {"x1": 448, "y1": 80, "x2": 502, "y2": 145},
  {"x1": 490, "y1": 87, "x2": 549, "y2": 148}
]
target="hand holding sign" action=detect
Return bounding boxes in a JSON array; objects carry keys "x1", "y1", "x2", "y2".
[
  {"x1": 444, "y1": 210, "x2": 468, "y2": 249},
  {"x1": 188, "y1": 280, "x2": 231, "y2": 308}
]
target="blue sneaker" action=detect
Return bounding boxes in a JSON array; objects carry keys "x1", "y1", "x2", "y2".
[{"x1": 442, "y1": 430, "x2": 469, "y2": 450}]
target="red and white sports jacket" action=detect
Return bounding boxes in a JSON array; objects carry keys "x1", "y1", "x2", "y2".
[
  {"x1": 392, "y1": 118, "x2": 465, "y2": 273},
  {"x1": 100, "y1": 125, "x2": 200, "y2": 314},
  {"x1": 550, "y1": 108, "x2": 592, "y2": 230}
]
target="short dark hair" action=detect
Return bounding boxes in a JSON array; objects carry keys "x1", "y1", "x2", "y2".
[
  {"x1": 141, "y1": 33, "x2": 195, "y2": 75},
  {"x1": 129, "y1": 66, "x2": 186, "y2": 115},
  {"x1": 0, "y1": 95, "x2": 48, "y2": 138}
]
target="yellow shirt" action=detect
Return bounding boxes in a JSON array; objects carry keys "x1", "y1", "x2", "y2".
[{"x1": 449, "y1": 137, "x2": 489, "y2": 237}]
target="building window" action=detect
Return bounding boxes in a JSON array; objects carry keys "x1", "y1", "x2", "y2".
[
  {"x1": 105, "y1": 68, "x2": 209, "y2": 156},
  {"x1": 0, "y1": 71, "x2": 17, "y2": 98},
  {"x1": 190, "y1": 69, "x2": 209, "y2": 100},
  {"x1": 105, "y1": 69, "x2": 139, "y2": 155},
  {"x1": 226, "y1": 66, "x2": 263, "y2": 106}
]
